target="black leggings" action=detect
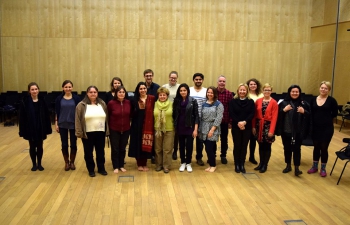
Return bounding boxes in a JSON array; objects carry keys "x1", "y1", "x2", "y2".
[
  {"x1": 312, "y1": 140, "x2": 330, "y2": 163},
  {"x1": 29, "y1": 140, "x2": 44, "y2": 166}
]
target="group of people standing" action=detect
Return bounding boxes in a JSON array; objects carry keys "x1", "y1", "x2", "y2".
[{"x1": 18, "y1": 71, "x2": 338, "y2": 178}]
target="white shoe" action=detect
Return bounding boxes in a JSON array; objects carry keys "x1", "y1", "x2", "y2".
[
  {"x1": 179, "y1": 163, "x2": 186, "y2": 172},
  {"x1": 186, "y1": 164, "x2": 193, "y2": 173}
]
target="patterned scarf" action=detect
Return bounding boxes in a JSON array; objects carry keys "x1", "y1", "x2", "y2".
[
  {"x1": 141, "y1": 95, "x2": 155, "y2": 152},
  {"x1": 154, "y1": 100, "x2": 170, "y2": 137}
]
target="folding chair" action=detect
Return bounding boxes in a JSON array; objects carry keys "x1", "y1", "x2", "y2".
[{"x1": 330, "y1": 138, "x2": 350, "y2": 185}]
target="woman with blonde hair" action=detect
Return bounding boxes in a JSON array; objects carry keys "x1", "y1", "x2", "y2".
[
  {"x1": 307, "y1": 81, "x2": 338, "y2": 177},
  {"x1": 229, "y1": 83, "x2": 255, "y2": 173},
  {"x1": 252, "y1": 83, "x2": 278, "y2": 173}
]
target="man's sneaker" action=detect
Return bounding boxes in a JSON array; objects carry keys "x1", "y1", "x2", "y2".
[
  {"x1": 320, "y1": 169, "x2": 327, "y2": 177},
  {"x1": 221, "y1": 157, "x2": 228, "y2": 164},
  {"x1": 179, "y1": 163, "x2": 186, "y2": 172},
  {"x1": 307, "y1": 167, "x2": 318, "y2": 174},
  {"x1": 196, "y1": 159, "x2": 204, "y2": 166},
  {"x1": 186, "y1": 164, "x2": 193, "y2": 173}
]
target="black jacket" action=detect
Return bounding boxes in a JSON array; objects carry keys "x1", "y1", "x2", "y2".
[
  {"x1": 19, "y1": 95, "x2": 52, "y2": 141},
  {"x1": 173, "y1": 96, "x2": 199, "y2": 130},
  {"x1": 275, "y1": 99, "x2": 311, "y2": 140}
]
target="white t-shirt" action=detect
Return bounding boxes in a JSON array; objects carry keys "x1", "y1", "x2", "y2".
[
  {"x1": 190, "y1": 86, "x2": 207, "y2": 118},
  {"x1": 85, "y1": 104, "x2": 106, "y2": 132}
]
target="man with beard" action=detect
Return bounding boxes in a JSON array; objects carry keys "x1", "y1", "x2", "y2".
[{"x1": 190, "y1": 73, "x2": 207, "y2": 166}]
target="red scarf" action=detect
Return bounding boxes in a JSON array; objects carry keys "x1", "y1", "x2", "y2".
[{"x1": 142, "y1": 95, "x2": 155, "y2": 152}]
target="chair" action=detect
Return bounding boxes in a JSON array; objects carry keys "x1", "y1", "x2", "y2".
[
  {"x1": 44, "y1": 93, "x2": 58, "y2": 124},
  {"x1": 3, "y1": 92, "x2": 21, "y2": 126},
  {"x1": 339, "y1": 108, "x2": 350, "y2": 132},
  {"x1": 330, "y1": 138, "x2": 350, "y2": 185}
]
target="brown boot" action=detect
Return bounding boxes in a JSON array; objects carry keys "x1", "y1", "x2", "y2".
[
  {"x1": 63, "y1": 154, "x2": 70, "y2": 171},
  {"x1": 70, "y1": 154, "x2": 76, "y2": 170}
]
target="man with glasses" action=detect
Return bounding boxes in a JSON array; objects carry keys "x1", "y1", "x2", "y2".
[
  {"x1": 190, "y1": 73, "x2": 207, "y2": 166},
  {"x1": 162, "y1": 71, "x2": 180, "y2": 160},
  {"x1": 144, "y1": 69, "x2": 160, "y2": 100},
  {"x1": 216, "y1": 75, "x2": 233, "y2": 164}
]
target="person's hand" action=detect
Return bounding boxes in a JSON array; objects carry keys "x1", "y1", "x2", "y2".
[
  {"x1": 238, "y1": 121, "x2": 246, "y2": 130},
  {"x1": 55, "y1": 125, "x2": 59, "y2": 133},
  {"x1": 297, "y1": 106, "x2": 304, "y2": 114},
  {"x1": 228, "y1": 123, "x2": 232, "y2": 129},
  {"x1": 284, "y1": 104, "x2": 292, "y2": 112},
  {"x1": 252, "y1": 128, "x2": 256, "y2": 136},
  {"x1": 192, "y1": 130, "x2": 197, "y2": 138},
  {"x1": 208, "y1": 130, "x2": 214, "y2": 138},
  {"x1": 268, "y1": 132, "x2": 274, "y2": 137}
]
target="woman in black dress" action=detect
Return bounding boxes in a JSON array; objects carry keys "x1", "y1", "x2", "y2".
[
  {"x1": 307, "y1": 81, "x2": 338, "y2": 177},
  {"x1": 19, "y1": 82, "x2": 52, "y2": 171}
]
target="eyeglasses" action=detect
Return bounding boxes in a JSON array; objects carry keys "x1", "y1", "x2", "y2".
[
  {"x1": 170, "y1": 77, "x2": 177, "y2": 80},
  {"x1": 263, "y1": 90, "x2": 272, "y2": 92},
  {"x1": 145, "y1": 75, "x2": 153, "y2": 78}
]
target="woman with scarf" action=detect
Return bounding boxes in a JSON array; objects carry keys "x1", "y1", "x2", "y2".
[
  {"x1": 128, "y1": 82, "x2": 155, "y2": 172},
  {"x1": 173, "y1": 83, "x2": 199, "y2": 173},
  {"x1": 252, "y1": 83, "x2": 278, "y2": 173},
  {"x1": 19, "y1": 82, "x2": 52, "y2": 171},
  {"x1": 199, "y1": 86, "x2": 224, "y2": 173},
  {"x1": 153, "y1": 87, "x2": 174, "y2": 173},
  {"x1": 276, "y1": 85, "x2": 310, "y2": 176}
]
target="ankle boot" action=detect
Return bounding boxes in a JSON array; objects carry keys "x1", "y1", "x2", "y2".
[
  {"x1": 254, "y1": 164, "x2": 262, "y2": 170},
  {"x1": 240, "y1": 162, "x2": 246, "y2": 173},
  {"x1": 63, "y1": 154, "x2": 70, "y2": 171},
  {"x1": 235, "y1": 161, "x2": 240, "y2": 173},
  {"x1": 307, "y1": 161, "x2": 318, "y2": 174},
  {"x1": 259, "y1": 164, "x2": 267, "y2": 173},
  {"x1": 320, "y1": 163, "x2": 327, "y2": 177},
  {"x1": 295, "y1": 166, "x2": 303, "y2": 176},
  {"x1": 283, "y1": 164, "x2": 292, "y2": 173},
  {"x1": 70, "y1": 154, "x2": 76, "y2": 170}
]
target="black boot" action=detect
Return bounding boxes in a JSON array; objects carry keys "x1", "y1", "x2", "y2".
[
  {"x1": 240, "y1": 162, "x2": 246, "y2": 173},
  {"x1": 295, "y1": 166, "x2": 303, "y2": 176},
  {"x1": 235, "y1": 162, "x2": 240, "y2": 173},
  {"x1": 259, "y1": 164, "x2": 267, "y2": 173},
  {"x1": 249, "y1": 156, "x2": 258, "y2": 164},
  {"x1": 254, "y1": 164, "x2": 262, "y2": 171},
  {"x1": 283, "y1": 164, "x2": 292, "y2": 173}
]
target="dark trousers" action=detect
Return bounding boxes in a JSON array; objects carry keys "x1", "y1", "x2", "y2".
[
  {"x1": 179, "y1": 134, "x2": 194, "y2": 164},
  {"x1": 214, "y1": 123, "x2": 229, "y2": 158},
  {"x1": 81, "y1": 131, "x2": 106, "y2": 172},
  {"x1": 29, "y1": 140, "x2": 43, "y2": 166},
  {"x1": 110, "y1": 129, "x2": 130, "y2": 169},
  {"x1": 281, "y1": 134, "x2": 302, "y2": 166},
  {"x1": 249, "y1": 133, "x2": 257, "y2": 158},
  {"x1": 59, "y1": 128, "x2": 77, "y2": 155},
  {"x1": 232, "y1": 128, "x2": 251, "y2": 163},
  {"x1": 195, "y1": 137, "x2": 204, "y2": 160},
  {"x1": 204, "y1": 140, "x2": 217, "y2": 167},
  {"x1": 136, "y1": 158, "x2": 147, "y2": 166},
  {"x1": 258, "y1": 141, "x2": 272, "y2": 166},
  {"x1": 173, "y1": 132, "x2": 179, "y2": 153},
  {"x1": 312, "y1": 140, "x2": 331, "y2": 163}
]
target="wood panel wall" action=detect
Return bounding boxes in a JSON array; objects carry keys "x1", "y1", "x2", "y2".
[
  {"x1": 311, "y1": 0, "x2": 350, "y2": 104},
  {"x1": 0, "y1": 0, "x2": 328, "y2": 95}
]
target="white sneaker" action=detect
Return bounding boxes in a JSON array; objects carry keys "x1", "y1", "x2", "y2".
[
  {"x1": 186, "y1": 164, "x2": 193, "y2": 173},
  {"x1": 179, "y1": 163, "x2": 186, "y2": 172}
]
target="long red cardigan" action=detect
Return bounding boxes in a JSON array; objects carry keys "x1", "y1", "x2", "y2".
[{"x1": 252, "y1": 98, "x2": 278, "y2": 142}]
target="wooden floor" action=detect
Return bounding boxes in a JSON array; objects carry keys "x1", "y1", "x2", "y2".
[{"x1": 1, "y1": 122, "x2": 350, "y2": 225}]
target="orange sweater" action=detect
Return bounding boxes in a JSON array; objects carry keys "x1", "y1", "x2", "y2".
[{"x1": 252, "y1": 98, "x2": 278, "y2": 142}]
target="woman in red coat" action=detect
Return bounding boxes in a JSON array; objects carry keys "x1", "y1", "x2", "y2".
[{"x1": 252, "y1": 83, "x2": 278, "y2": 173}]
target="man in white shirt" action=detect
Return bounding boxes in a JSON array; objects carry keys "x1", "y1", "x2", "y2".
[
  {"x1": 162, "y1": 71, "x2": 180, "y2": 160},
  {"x1": 190, "y1": 73, "x2": 207, "y2": 166}
]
